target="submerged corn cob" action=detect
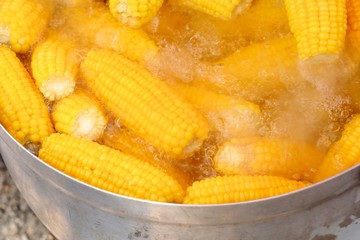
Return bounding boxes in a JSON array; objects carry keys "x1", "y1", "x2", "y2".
[
  {"x1": 31, "y1": 35, "x2": 79, "y2": 101},
  {"x1": 173, "y1": 83, "x2": 261, "y2": 138},
  {"x1": 314, "y1": 115, "x2": 360, "y2": 182},
  {"x1": 63, "y1": 2, "x2": 158, "y2": 63},
  {"x1": 39, "y1": 133, "x2": 185, "y2": 203},
  {"x1": 101, "y1": 126, "x2": 192, "y2": 188},
  {"x1": 347, "y1": 0, "x2": 360, "y2": 50},
  {"x1": 183, "y1": 175, "x2": 310, "y2": 204},
  {"x1": 81, "y1": 49, "x2": 209, "y2": 157},
  {"x1": 52, "y1": 90, "x2": 108, "y2": 141},
  {"x1": 198, "y1": 35, "x2": 298, "y2": 100},
  {"x1": 174, "y1": 0, "x2": 253, "y2": 20},
  {"x1": 214, "y1": 137, "x2": 324, "y2": 181},
  {"x1": 0, "y1": 45, "x2": 54, "y2": 145},
  {"x1": 0, "y1": 0, "x2": 51, "y2": 53},
  {"x1": 109, "y1": 0, "x2": 164, "y2": 28},
  {"x1": 284, "y1": 0, "x2": 347, "y2": 60}
]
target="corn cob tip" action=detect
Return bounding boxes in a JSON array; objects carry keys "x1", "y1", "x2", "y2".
[
  {"x1": 298, "y1": 53, "x2": 357, "y2": 91},
  {"x1": 232, "y1": 0, "x2": 253, "y2": 17},
  {"x1": 72, "y1": 109, "x2": 107, "y2": 141},
  {"x1": 0, "y1": 25, "x2": 10, "y2": 46},
  {"x1": 40, "y1": 76, "x2": 76, "y2": 101},
  {"x1": 52, "y1": 90, "x2": 108, "y2": 141},
  {"x1": 110, "y1": 0, "x2": 164, "y2": 28},
  {"x1": 182, "y1": 137, "x2": 204, "y2": 155},
  {"x1": 213, "y1": 138, "x2": 251, "y2": 176}
]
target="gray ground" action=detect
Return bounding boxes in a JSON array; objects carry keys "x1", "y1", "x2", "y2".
[{"x1": 0, "y1": 156, "x2": 55, "y2": 240}]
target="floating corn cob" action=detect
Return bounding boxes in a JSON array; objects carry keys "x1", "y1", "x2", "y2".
[
  {"x1": 109, "y1": 0, "x2": 164, "y2": 28},
  {"x1": 63, "y1": 2, "x2": 158, "y2": 63},
  {"x1": 81, "y1": 49, "x2": 209, "y2": 157},
  {"x1": 214, "y1": 137, "x2": 324, "y2": 181},
  {"x1": 183, "y1": 175, "x2": 310, "y2": 204},
  {"x1": 31, "y1": 35, "x2": 79, "y2": 101},
  {"x1": 173, "y1": 0, "x2": 253, "y2": 20},
  {"x1": 314, "y1": 115, "x2": 360, "y2": 182},
  {"x1": 195, "y1": 35, "x2": 298, "y2": 100},
  {"x1": 0, "y1": 45, "x2": 54, "y2": 146},
  {"x1": 0, "y1": 0, "x2": 52, "y2": 53},
  {"x1": 39, "y1": 133, "x2": 185, "y2": 203},
  {"x1": 284, "y1": 0, "x2": 347, "y2": 60},
  {"x1": 347, "y1": 0, "x2": 360, "y2": 50},
  {"x1": 173, "y1": 83, "x2": 261, "y2": 139},
  {"x1": 52, "y1": 90, "x2": 108, "y2": 141},
  {"x1": 101, "y1": 126, "x2": 191, "y2": 188}
]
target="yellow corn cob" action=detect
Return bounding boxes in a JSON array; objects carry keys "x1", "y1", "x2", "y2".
[
  {"x1": 101, "y1": 125, "x2": 192, "y2": 188},
  {"x1": 52, "y1": 90, "x2": 108, "y2": 141},
  {"x1": 214, "y1": 137, "x2": 324, "y2": 181},
  {"x1": 174, "y1": 0, "x2": 253, "y2": 20},
  {"x1": 173, "y1": 83, "x2": 261, "y2": 139},
  {"x1": 109, "y1": 0, "x2": 164, "y2": 28},
  {"x1": 31, "y1": 35, "x2": 79, "y2": 101},
  {"x1": 62, "y1": 2, "x2": 158, "y2": 63},
  {"x1": 284, "y1": 0, "x2": 347, "y2": 60},
  {"x1": 347, "y1": 0, "x2": 360, "y2": 50},
  {"x1": 0, "y1": 0, "x2": 52, "y2": 53},
  {"x1": 194, "y1": 35, "x2": 298, "y2": 100},
  {"x1": 314, "y1": 115, "x2": 360, "y2": 182},
  {"x1": 39, "y1": 133, "x2": 185, "y2": 203},
  {"x1": 183, "y1": 175, "x2": 311, "y2": 204},
  {"x1": 81, "y1": 49, "x2": 209, "y2": 157},
  {"x1": 0, "y1": 45, "x2": 54, "y2": 146}
]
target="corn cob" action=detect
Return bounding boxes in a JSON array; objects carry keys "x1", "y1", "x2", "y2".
[
  {"x1": 81, "y1": 49, "x2": 209, "y2": 157},
  {"x1": 109, "y1": 0, "x2": 164, "y2": 28},
  {"x1": 347, "y1": 0, "x2": 360, "y2": 50},
  {"x1": 0, "y1": 45, "x2": 54, "y2": 146},
  {"x1": 52, "y1": 90, "x2": 108, "y2": 141},
  {"x1": 173, "y1": 0, "x2": 253, "y2": 20},
  {"x1": 197, "y1": 35, "x2": 298, "y2": 100},
  {"x1": 183, "y1": 175, "x2": 311, "y2": 204},
  {"x1": 314, "y1": 115, "x2": 360, "y2": 182},
  {"x1": 31, "y1": 35, "x2": 79, "y2": 101},
  {"x1": 173, "y1": 83, "x2": 261, "y2": 139},
  {"x1": 62, "y1": 2, "x2": 158, "y2": 63},
  {"x1": 284, "y1": 0, "x2": 347, "y2": 60},
  {"x1": 214, "y1": 137, "x2": 324, "y2": 181},
  {"x1": 0, "y1": 0, "x2": 52, "y2": 53},
  {"x1": 39, "y1": 133, "x2": 185, "y2": 203},
  {"x1": 101, "y1": 125, "x2": 192, "y2": 188}
]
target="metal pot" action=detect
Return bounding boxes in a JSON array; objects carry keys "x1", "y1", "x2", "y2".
[{"x1": 0, "y1": 125, "x2": 359, "y2": 240}]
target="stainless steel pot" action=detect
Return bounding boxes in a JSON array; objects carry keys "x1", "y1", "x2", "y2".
[{"x1": 1, "y1": 124, "x2": 360, "y2": 240}]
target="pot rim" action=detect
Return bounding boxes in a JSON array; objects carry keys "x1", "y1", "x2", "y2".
[{"x1": 1, "y1": 124, "x2": 359, "y2": 225}]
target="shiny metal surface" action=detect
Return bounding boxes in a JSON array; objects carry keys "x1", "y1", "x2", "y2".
[{"x1": 1, "y1": 124, "x2": 360, "y2": 240}]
